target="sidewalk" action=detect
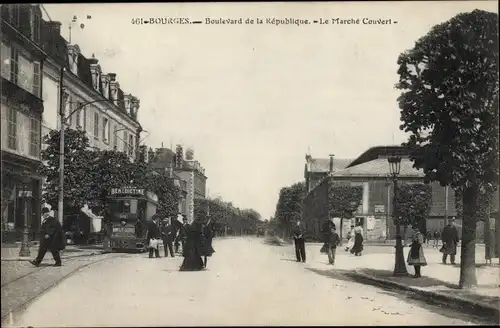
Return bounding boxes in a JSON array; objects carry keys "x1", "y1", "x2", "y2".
[
  {"x1": 302, "y1": 243, "x2": 499, "y2": 322},
  {"x1": 1, "y1": 243, "x2": 107, "y2": 262}
]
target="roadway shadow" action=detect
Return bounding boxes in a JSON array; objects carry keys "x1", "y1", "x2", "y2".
[{"x1": 306, "y1": 267, "x2": 361, "y2": 285}]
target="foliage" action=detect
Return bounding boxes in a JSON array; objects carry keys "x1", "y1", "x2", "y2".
[
  {"x1": 396, "y1": 9, "x2": 499, "y2": 193},
  {"x1": 40, "y1": 128, "x2": 181, "y2": 218},
  {"x1": 39, "y1": 128, "x2": 94, "y2": 209},
  {"x1": 394, "y1": 183, "x2": 433, "y2": 227},
  {"x1": 275, "y1": 182, "x2": 306, "y2": 228},
  {"x1": 328, "y1": 184, "x2": 363, "y2": 219},
  {"x1": 395, "y1": 9, "x2": 499, "y2": 288},
  {"x1": 454, "y1": 187, "x2": 495, "y2": 221}
]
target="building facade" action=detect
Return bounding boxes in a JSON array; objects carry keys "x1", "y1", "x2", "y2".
[
  {"x1": 302, "y1": 146, "x2": 461, "y2": 242},
  {"x1": 40, "y1": 18, "x2": 142, "y2": 157},
  {"x1": 1, "y1": 4, "x2": 46, "y2": 241}
]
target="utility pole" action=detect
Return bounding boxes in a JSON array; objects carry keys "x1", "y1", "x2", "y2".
[{"x1": 58, "y1": 67, "x2": 66, "y2": 224}]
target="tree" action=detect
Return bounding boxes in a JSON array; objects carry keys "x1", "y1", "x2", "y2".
[
  {"x1": 275, "y1": 182, "x2": 306, "y2": 237},
  {"x1": 39, "y1": 128, "x2": 94, "y2": 210},
  {"x1": 395, "y1": 183, "x2": 433, "y2": 233},
  {"x1": 395, "y1": 10, "x2": 499, "y2": 288},
  {"x1": 328, "y1": 184, "x2": 363, "y2": 241}
]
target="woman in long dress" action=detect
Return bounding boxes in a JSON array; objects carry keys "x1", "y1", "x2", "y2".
[
  {"x1": 179, "y1": 219, "x2": 205, "y2": 271},
  {"x1": 350, "y1": 224, "x2": 364, "y2": 256},
  {"x1": 345, "y1": 225, "x2": 355, "y2": 252}
]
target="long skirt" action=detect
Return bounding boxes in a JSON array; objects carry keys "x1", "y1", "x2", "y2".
[
  {"x1": 180, "y1": 238, "x2": 204, "y2": 271},
  {"x1": 407, "y1": 244, "x2": 427, "y2": 266},
  {"x1": 350, "y1": 234, "x2": 364, "y2": 254}
]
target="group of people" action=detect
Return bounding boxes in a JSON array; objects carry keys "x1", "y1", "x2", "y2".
[
  {"x1": 290, "y1": 217, "x2": 460, "y2": 279},
  {"x1": 146, "y1": 214, "x2": 217, "y2": 271}
]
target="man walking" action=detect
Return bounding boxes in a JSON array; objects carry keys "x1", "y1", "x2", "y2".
[
  {"x1": 292, "y1": 219, "x2": 306, "y2": 263},
  {"x1": 147, "y1": 216, "x2": 162, "y2": 258},
  {"x1": 161, "y1": 217, "x2": 175, "y2": 258},
  {"x1": 433, "y1": 228, "x2": 441, "y2": 248},
  {"x1": 30, "y1": 208, "x2": 65, "y2": 267},
  {"x1": 323, "y1": 219, "x2": 340, "y2": 265},
  {"x1": 440, "y1": 218, "x2": 459, "y2": 264}
]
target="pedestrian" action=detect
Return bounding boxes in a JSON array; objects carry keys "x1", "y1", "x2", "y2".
[
  {"x1": 440, "y1": 218, "x2": 459, "y2": 264},
  {"x1": 161, "y1": 217, "x2": 175, "y2": 258},
  {"x1": 30, "y1": 207, "x2": 65, "y2": 267},
  {"x1": 291, "y1": 219, "x2": 306, "y2": 263},
  {"x1": 202, "y1": 216, "x2": 216, "y2": 268},
  {"x1": 407, "y1": 226, "x2": 427, "y2": 278},
  {"x1": 350, "y1": 223, "x2": 364, "y2": 256},
  {"x1": 433, "y1": 229, "x2": 441, "y2": 248},
  {"x1": 147, "y1": 216, "x2": 162, "y2": 258},
  {"x1": 180, "y1": 218, "x2": 205, "y2": 271},
  {"x1": 176, "y1": 216, "x2": 189, "y2": 254},
  {"x1": 345, "y1": 224, "x2": 355, "y2": 252},
  {"x1": 425, "y1": 230, "x2": 432, "y2": 247},
  {"x1": 321, "y1": 219, "x2": 340, "y2": 265}
]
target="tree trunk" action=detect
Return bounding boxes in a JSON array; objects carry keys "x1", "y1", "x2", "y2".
[
  {"x1": 459, "y1": 180, "x2": 478, "y2": 288},
  {"x1": 339, "y1": 217, "x2": 343, "y2": 245}
]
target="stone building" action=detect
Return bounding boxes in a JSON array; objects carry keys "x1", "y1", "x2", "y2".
[
  {"x1": 302, "y1": 146, "x2": 459, "y2": 242},
  {"x1": 1, "y1": 4, "x2": 45, "y2": 241}
]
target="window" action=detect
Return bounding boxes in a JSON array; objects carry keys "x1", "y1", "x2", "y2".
[
  {"x1": 10, "y1": 5, "x2": 20, "y2": 27},
  {"x1": 93, "y1": 112, "x2": 99, "y2": 139},
  {"x1": 7, "y1": 107, "x2": 17, "y2": 150},
  {"x1": 32, "y1": 62, "x2": 40, "y2": 96},
  {"x1": 1, "y1": 42, "x2": 11, "y2": 80},
  {"x1": 75, "y1": 103, "x2": 86, "y2": 130},
  {"x1": 102, "y1": 117, "x2": 109, "y2": 142},
  {"x1": 29, "y1": 117, "x2": 40, "y2": 158},
  {"x1": 123, "y1": 131, "x2": 128, "y2": 152},
  {"x1": 10, "y1": 48, "x2": 19, "y2": 84},
  {"x1": 113, "y1": 125, "x2": 118, "y2": 149},
  {"x1": 32, "y1": 10, "x2": 41, "y2": 43},
  {"x1": 129, "y1": 134, "x2": 134, "y2": 156}
]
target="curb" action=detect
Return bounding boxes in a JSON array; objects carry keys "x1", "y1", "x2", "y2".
[
  {"x1": 347, "y1": 270, "x2": 499, "y2": 324},
  {"x1": 1, "y1": 254, "x2": 124, "y2": 325},
  {"x1": 1, "y1": 251, "x2": 106, "y2": 262}
]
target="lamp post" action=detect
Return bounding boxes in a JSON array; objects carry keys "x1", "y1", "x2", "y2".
[
  {"x1": 388, "y1": 155, "x2": 408, "y2": 277},
  {"x1": 18, "y1": 174, "x2": 33, "y2": 257}
]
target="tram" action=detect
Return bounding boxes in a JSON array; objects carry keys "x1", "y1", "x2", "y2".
[{"x1": 106, "y1": 186, "x2": 159, "y2": 252}]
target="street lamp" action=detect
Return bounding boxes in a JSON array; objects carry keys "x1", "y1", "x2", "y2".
[
  {"x1": 388, "y1": 155, "x2": 408, "y2": 277},
  {"x1": 18, "y1": 174, "x2": 33, "y2": 257}
]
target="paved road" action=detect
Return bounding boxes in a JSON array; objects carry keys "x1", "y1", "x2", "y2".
[{"x1": 9, "y1": 237, "x2": 483, "y2": 326}]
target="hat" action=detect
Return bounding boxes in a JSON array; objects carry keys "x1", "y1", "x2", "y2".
[{"x1": 42, "y1": 207, "x2": 50, "y2": 214}]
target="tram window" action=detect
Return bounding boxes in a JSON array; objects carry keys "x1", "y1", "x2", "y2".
[{"x1": 109, "y1": 199, "x2": 138, "y2": 214}]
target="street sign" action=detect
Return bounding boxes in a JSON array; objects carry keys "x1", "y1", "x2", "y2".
[
  {"x1": 110, "y1": 187, "x2": 145, "y2": 195},
  {"x1": 375, "y1": 205, "x2": 385, "y2": 213}
]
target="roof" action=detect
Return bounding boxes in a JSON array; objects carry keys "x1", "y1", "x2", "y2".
[
  {"x1": 347, "y1": 145, "x2": 409, "y2": 168},
  {"x1": 332, "y1": 157, "x2": 424, "y2": 178},
  {"x1": 77, "y1": 53, "x2": 93, "y2": 89},
  {"x1": 308, "y1": 158, "x2": 353, "y2": 173},
  {"x1": 41, "y1": 20, "x2": 69, "y2": 66}
]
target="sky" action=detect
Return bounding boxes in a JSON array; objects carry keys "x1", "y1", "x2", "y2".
[{"x1": 43, "y1": 1, "x2": 498, "y2": 220}]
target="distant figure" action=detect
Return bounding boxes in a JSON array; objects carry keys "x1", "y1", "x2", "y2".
[
  {"x1": 407, "y1": 226, "x2": 427, "y2": 278},
  {"x1": 30, "y1": 208, "x2": 65, "y2": 267},
  {"x1": 350, "y1": 224, "x2": 364, "y2": 256},
  {"x1": 291, "y1": 220, "x2": 306, "y2": 263},
  {"x1": 345, "y1": 224, "x2": 355, "y2": 252},
  {"x1": 147, "y1": 216, "x2": 162, "y2": 259},
  {"x1": 161, "y1": 218, "x2": 175, "y2": 258},
  {"x1": 433, "y1": 229, "x2": 441, "y2": 248},
  {"x1": 321, "y1": 218, "x2": 340, "y2": 265},
  {"x1": 202, "y1": 216, "x2": 216, "y2": 268},
  {"x1": 176, "y1": 217, "x2": 189, "y2": 254},
  {"x1": 180, "y1": 218, "x2": 205, "y2": 271},
  {"x1": 440, "y1": 218, "x2": 459, "y2": 264}
]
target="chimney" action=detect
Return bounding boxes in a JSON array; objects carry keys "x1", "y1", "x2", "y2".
[
  {"x1": 176, "y1": 144, "x2": 184, "y2": 168},
  {"x1": 89, "y1": 54, "x2": 101, "y2": 91},
  {"x1": 47, "y1": 21, "x2": 62, "y2": 35},
  {"x1": 329, "y1": 154, "x2": 335, "y2": 173}
]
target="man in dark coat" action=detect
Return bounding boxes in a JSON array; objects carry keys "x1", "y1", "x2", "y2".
[
  {"x1": 322, "y1": 219, "x2": 340, "y2": 265},
  {"x1": 440, "y1": 218, "x2": 459, "y2": 264},
  {"x1": 176, "y1": 216, "x2": 189, "y2": 254},
  {"x1": 30, "y1": 207, "x2": 65, "y2": 267},
  {"x1": 161, "y1": 217, "x2": 176, "y2": 257},
  {"x1": 147, "y1": 216, "x2": 162, "y2": 258},
  {"x1": 202, "y1": 216, "x2": 216, "y2": 268},
  {"x1": 291, "y1": 219, "x2": 306, "y2": 263}
]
